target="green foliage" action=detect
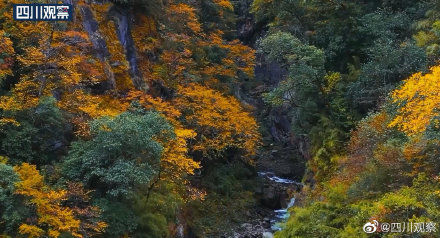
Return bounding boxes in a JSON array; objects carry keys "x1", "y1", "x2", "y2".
[
  {"x1": 0, "y1": 97, "x2": 68, "y2": 165},
  {"x1": 413, "y1": 0, "x2": 440, "y2": 60},
  {"x1": 348, "y1": 11, "x2": 428, "y2": 111},
  {"x1": 186, "y1": 161, "x2": 257, "y2": 236},
  {"x1": 202, "y1": 161, "x2": 255, "y2": 197},
  {"x1": 63, "y1": 109, "x2": 174, "y2": 198},
  {"x1": 275, "y1": 201, "x2": 351, "y2": 238},
  {"x1": 0, "y1": 163, "x2": 26, "y2": 235},
  {"x1": 258, "y1": 32, "x2": 325, "y2": 134},
  {"x1": 95, "y1": 199, "x2": 138, "y2": 237},
  {"x1": 132, "y1": 182, "x2": 182, "y2": 237},
  {"x1": 258, "y1": 31, "x2": 354, "y2": 183},
  {"x1": 308, "y1": 116, "x2": 347, "y2": 181}
]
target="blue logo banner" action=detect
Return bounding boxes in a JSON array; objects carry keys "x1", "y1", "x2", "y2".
[{"x1": 13, "y1": 4, "x2": 73, "y2": 21}]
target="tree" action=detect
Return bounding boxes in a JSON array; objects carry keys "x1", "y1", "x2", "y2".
[
  {"x1": 62, "y1": 109, "x2": 174, "y2": 198},
  {"x1": 348, "y1": 10, "x2": 427, "y2": 111},
  {"x1": 175, "y1": 83, "x2": 260, "y2": 160},
  {"x1": 258, "y1": 31, "x2": 325, "y2": 119},
  {"x1": 0, "y1": 30, "x2": 14, "y2": 85},
  {"x1": 14, "y1": 163, "x2": 81, "y2": 238},
  {"x1": 0, "y1": 97, "x2": 68, "y2": 166},
  {"x1": 389, "y1": 65, "x2": 440, "y2": 135},
  {"x1": 126, "y1": 90, "x2": 200, "y2": 180},
  {"x1": 0, "y1": 159, "x2": 24, "y2": 235}
]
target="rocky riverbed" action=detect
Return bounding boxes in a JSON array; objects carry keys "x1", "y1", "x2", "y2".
[{"x1": 225, "y1": 170, "x2": 302, "y2": 238}]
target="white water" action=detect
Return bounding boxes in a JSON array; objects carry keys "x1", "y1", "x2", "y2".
[
  {"x1": 257, "y1": 172, "x2": 303, "y2": 186},
  {"x1": 258, "y1": 171, "x2": 300, "y2": 232},
  {"x1": 271, "y1": 197, "x2": 295, "y2": 231}
]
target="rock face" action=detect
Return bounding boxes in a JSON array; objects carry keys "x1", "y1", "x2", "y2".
[
  {"x1": 261, "y1": 181, "x2": 291, "y2": 209},
  {"x1": 233, "y1": 222, "x2": 269, "y2": 237},
  {"x1": 109, "y1": 5, "x2": 147, "y2": 91},
  {"x1": 257, "y1": 149, "x2": 305, "y2": 180},
  {"x1": 257, "y1": 172, "x2": 302, "y2": 209},
  {"x1": 225, "y1": 215, "x2": 273, "y2": 238},
  {"x1": 80, "y1": 5, "x2": 116, "y2": 90},
  {"x1": 81, "y1": 5, "x2": 110, "y2": 61}
]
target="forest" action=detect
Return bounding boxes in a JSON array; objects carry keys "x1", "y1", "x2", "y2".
[{"x1": 1, "y1": 0, "x2": 440, "y2": 237}]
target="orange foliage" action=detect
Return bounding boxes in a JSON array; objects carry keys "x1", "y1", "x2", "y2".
[
  {"x1": 58, "y1": 90, "x2": 129, "y2": 136},
  {"x1": 0, "y1": 80, "x2": 54, "y2": 111},
  {"x1": 200, "y1": 31, "x2": 255, "y2": 81},
  {"x1": 168, "y1": 4, "x2": 202, "y2": 35},
  {"x1": 175, "y1": 83, "x2": 260, "y2": 159},
  {"x1": 132, "y1": 14, "x2": 158, "y2": 85},
  {"x1": 389, "y1": 65, "x2": 440, "y2": 135},
  {"x1": 127, "y1": 91, "x2": 200, "y2": 179},
  {"x1": 64, "y1": 183, "x2": 107, "y2": 237},
  {"x1": 91, "y1": 2, "x2": 133, "y2": 91},
  {"x1": 338, "y1": 112, "x2": 391, "y2": 181},
  {"x1": 14, "y1": 163, "x2": 81, "y2": 238},
  {"x1": 162, "y1": 128, "x2": 200, "y2": 179},
  {"x1": 0, "y1": 31, "x2": 14, "y2": 80},
  {"x1": 153, "y1": 48, "x2": 197, "y2": 88}
]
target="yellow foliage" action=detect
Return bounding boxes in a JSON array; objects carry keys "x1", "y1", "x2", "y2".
[
  {"x1": 58, "y1": 90, "x2": 128, "y2": 136},
  {"x1": 323, "y1": 72, "x2": 341, "y2": 94},
  {"x1": 0, "y1": 155, "x2": 8, "y2": 164},
  {"x1": 175, "y1": 83, "x2": 260, "y2": 159},
  {"x1": 168, "y1": 4, "x2": 202, "y2": 35},
  {"x1": 14, "y1": 163, "x2": 81, "y2": 238},
  {"x1": 213, "y1": 0, "x2": 234, "y2": 10},
  {"x1": 0, "y1": 117, "x2": 20, "y2": 127},
  {"x1": 91, "y1": 2, "x2": 133, "y2": 91},
  {"x1": 197, "y1": 31, "x2": 256, "y2": 90},
  {"x1": 127, "y1": 91, "x2": 200, "y2": 179},
  {"x1": 0, "y1": 80, "x2": 54, "y2": 111},
  {"x1": 132, "y1": 14, "x2": 158, "y2": 86},
  {"x1": 17, "y1": 47, "x2": 45, "y2": 66},
  {"x1": 0, "y1": 31, "x2": 15, "y2": 79},
  {"x1": 18, "y1": 224, "x2": 45, "y2": 238},
  {"x1": 162, "y1": 128, "x2": 200, "y2": 179},
  {"x1": 153, "y1": 48, "x2": 198, "y2": 87},
  {"x1": 59, "y1": 90, "x2": 128, "y2": 118},
  {"x1": 127, "y1": 90, "x2": 182, "y2": 124},
  {"x1": 389, "y1": 65, "x2": 440, "y2": 135}
]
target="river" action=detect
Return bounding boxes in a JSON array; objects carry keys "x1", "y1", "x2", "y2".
[{"x1": 257, "y1": 172, "x2": 301, "y2": 233}]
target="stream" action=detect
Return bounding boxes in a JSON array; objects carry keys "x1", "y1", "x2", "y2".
[{"x1": 257, "y1": 172, "x2": 301, "y2": 233}]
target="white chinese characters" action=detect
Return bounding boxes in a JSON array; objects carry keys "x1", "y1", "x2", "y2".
[
  {"x1": 56, "y1": 6, "x2": 70, "y2": 19},
  {"x1": 363, "y1": 220, "x2": 437, "y2": 234},
  {"x1": 15, "y1": 5, "x2": 33, "y2": 20},
  {"x1": 13, "y1": 4, "x2": 72, "y2": 21},
  {"x1": 42, "y1": 6, "x2": 56, "y2": 20}
]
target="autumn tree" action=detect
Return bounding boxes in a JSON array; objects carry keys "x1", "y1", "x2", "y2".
[
  {"x1": 14, "y1": 163, "x2": 81, "y2": 238},
  {"x1": 389, "y1": 65, "x2": 440, "y2": 135},
  {"x1": 175, "y1": 83, "x2": 260, "y2": 160},
  {"x1": 0, "y1": 30, "x2": 14, "y2": 85},
  {"x1": 63, "y1": 182, "x2": 107, "y2": 237}
]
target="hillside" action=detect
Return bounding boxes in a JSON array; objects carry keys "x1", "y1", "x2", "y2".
[{"x1": 1, "y1": 0, "x2": 440, "y2": 238}]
